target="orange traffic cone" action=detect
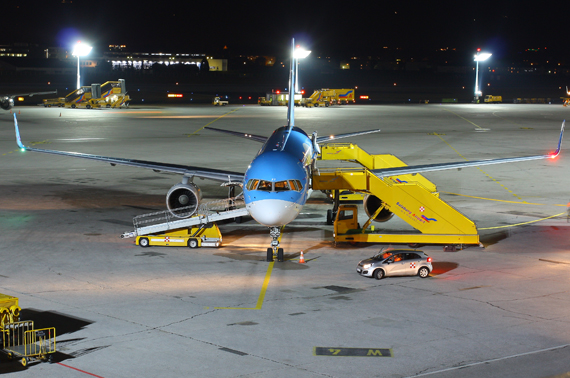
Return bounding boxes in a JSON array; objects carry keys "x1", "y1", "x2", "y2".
[
  {"x1": 299, "y1": 251, "x2": 305, "y2": 264},
  {"x1": 59, "y1": 112, "x2": 61, "y2": 117},
  {"x1": 18, "y1": 110, "x2": 20, "y2": 114}
]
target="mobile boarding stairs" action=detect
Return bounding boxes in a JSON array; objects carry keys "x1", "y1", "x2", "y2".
[
  {"x1": 313, "y1": 143, "x2": 480, "y2": 246},
  {"x1": 121, "y1": 197, "x2": 249, "y2": 239}
]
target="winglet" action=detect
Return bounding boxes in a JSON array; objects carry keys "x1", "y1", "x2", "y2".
[
  {"x1": 551, "y1": 120, "x2": 565, "y2": 158},
  {"x1": 13, "y1": 113, "x2": 25, "y2": 149}
]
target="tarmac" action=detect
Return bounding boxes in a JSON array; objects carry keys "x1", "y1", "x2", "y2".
[{"x1": 0, "y1": 103, "x2": 569, "y2": 377}]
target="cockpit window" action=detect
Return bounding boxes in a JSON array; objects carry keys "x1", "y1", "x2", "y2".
[
  {"x1": 246, "y1": 179, "x2": 303, "y2": 192},
  {"x1": 289, "y1": 180, "x2": 302, "y2": 191},
  {"x1": 257, "y1": 180, "x2": 273, "y2": 191},
  {"x1": 246, "y1": 179, "x2": 259, "y2": 190},
  {"x1": 274, "y1": 180, "x2": 290, "y2": 192}
]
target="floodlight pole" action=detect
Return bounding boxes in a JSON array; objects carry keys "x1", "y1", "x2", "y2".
[
  {"x1": 73, "y1": 42, "x2": 92, "y2": 89},
  {"x1": 473, "y1": 50, "x2": 491, "y2": 102},
  {"x1": 77, "y1": 55, "x2": 81, "y2": 89}
]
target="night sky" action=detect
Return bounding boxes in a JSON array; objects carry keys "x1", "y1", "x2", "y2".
[{"x1": 3, "y1": 1, "x2": 567, "y2": 58}]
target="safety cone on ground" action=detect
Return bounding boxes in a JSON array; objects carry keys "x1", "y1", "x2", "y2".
[
  {"x1": 299, "y1": 251, "x2": 305, "y2": 264},
  {"x1": 18, "y1": 110, "x2": 20, "y2": 114},
  {"x1": 59, "y1": 112, "x2": 61, "y2": 117}
]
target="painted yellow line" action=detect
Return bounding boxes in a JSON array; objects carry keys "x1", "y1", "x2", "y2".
[
  {"x1": 214, "y1": 261, "x2": 274, "y2": 310},
  {"x1": 479, "y1": 212, "x2": 565, "y2": 230},
  {"x1": 188, "y1": 108, "x2": 239, "y2": 136},
  {"x1": 434, "y1": 134, "x2": 524, "y2": 201},
  {"x1": 441, "y1": 191, "x2": 566, "y2": 207},
  {"x1": 441, "y1": 108, "x2": 484, "y2": 129}
]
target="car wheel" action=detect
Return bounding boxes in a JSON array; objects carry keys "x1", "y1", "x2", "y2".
[
  {"x1": 418, "y1": 267, "x2": 429, "y2": 278},
  {"x1": 188, "y1": 238, "x2": 199, "y2": 248},
  {"x1": 139, "y1": 237, "x2": 149, "y2": 247},
  {"x1": 374, "y1": 269, "x2": 385, "y2": 280}
]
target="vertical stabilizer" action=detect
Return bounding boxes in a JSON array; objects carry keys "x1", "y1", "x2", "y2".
[{"x1": 282, "y1": 38, "x2": 297, "y2": 151}]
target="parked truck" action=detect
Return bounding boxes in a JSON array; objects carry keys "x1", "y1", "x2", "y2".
[{"x1": 484, "y1": 95, "x2": 502, "y2": 103}]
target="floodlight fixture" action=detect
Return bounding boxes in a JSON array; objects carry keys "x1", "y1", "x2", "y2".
[
  {"x1": 72, "y1": 41, "x2": 92, "y2": 89},
  {"x1": 293, "y1": 46, "x2": 311, "y2": 93},
  {"x1": 473, "y1": 50, "x2": 492, "y2": 100}
]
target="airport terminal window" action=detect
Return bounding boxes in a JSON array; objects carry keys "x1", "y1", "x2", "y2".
[
  {"x1": 246, "y1": 179, "x2": 260, "y2": 190},
  {"x1": 257, "y1": 180, "x2": 273, "y2": 191},
  {"x1": 274, "y1": 180, "x2": 291, "y2": 192}
]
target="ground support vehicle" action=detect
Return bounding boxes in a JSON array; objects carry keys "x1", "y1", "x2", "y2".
[
  {"x1": 356, "y1": 249, "x2": 432, "y2": 279},
  {"x1": 484, "y1": 95, "x2": 502, "y2": 103},
  {"x1": 121, "y1": 197, "x2": 249, "y2": 246},
  {"x1": 0, "y1": 294, "x2": 20, "y2": 328},
  {"x1": 44, "y1": 80, "x2": 129, "y2": 109},
  {"x1": 259, "y1": 93, "x2": 301, "y2": 106},
  {"x1": 313, "y1": 143, "x2": 480, "y2": 247},
  {"x1": 331, "y1": 88, "x2": 355, "y2": 105},
  {"x1": 92, "y1": 80, "x2": 130, "y2": 108},
  {"x1": 1, "y1": 294, "x2": 56, "y2": 367},
  {"x1": 42, "y1": 98, "x2": 65, "y2": 107},
  {"x1": 62, "y1": 86, "x2": 93, "y2": 108},
  {"x1": 302, "y1": 88, "x2": 355, "y2": 107},
  {"x1": 2, "y1": 321, "x2": 56, "y2": 367},
  {"x1": 212, "y1": 97, "x2": 229, "y2": 106},
  {"x1": 136, "y1": 223, "x2": 222, "y2": 248}
]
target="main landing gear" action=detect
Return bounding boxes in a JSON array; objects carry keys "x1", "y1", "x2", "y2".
[{"x1": 266, "y1": 226, "x2": 284, "y2": 262}]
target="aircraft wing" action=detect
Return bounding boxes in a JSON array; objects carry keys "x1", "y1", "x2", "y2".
[
  {"x1": 372, "y1": 121, "x2": 565, "y2": 178},
  {"x1": 316, "y1": 129, "x2": 381, "y2": 143},
  {"x1": 205, "y1": 126, "x2": 382, "y2": 144},
  {"x1": 14, "y1": 114, "x2": 244, "y2": 183},
  {"x1": 205, "y1": 126, "x2": 268, "y2": 143},
  {"x1": 7, "y1": 90, "x2": 57, "y2": 98}
]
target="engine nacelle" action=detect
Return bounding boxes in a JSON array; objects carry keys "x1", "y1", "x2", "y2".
[
  {"x1": 1, "y1": 97, "x2": 14, "y2": 111},
  {"x1": 363, "y1": 195, "x2": 394, "y2": 222},
  {"x1": 166, "y1": 182, "x2": 201, "y2": 218}
]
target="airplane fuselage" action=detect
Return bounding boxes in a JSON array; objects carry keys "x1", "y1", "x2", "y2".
[{"x1": 243, "y1": 126, "x2": 314, "y2": 227}]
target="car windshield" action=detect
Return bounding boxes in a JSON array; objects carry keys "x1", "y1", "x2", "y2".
[{"x1": 372, "y1": 251, "x2": 393, "y2": 261}]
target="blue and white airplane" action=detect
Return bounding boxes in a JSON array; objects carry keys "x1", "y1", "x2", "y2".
[{"x1": 13, "y1": 39, "x2": 565, "y2": 261}]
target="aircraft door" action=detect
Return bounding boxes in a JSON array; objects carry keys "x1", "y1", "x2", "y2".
[
  {"x1": 403, "y1": 253, "x2": 422, "y2": 275},
  {"x1": 384, "y1": 253, "x2": 406, "y2": 276}
]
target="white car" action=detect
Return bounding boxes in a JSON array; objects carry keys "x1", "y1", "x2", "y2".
[{"x1": 356, "y1": 249, "x2": 432, "y2": 279}]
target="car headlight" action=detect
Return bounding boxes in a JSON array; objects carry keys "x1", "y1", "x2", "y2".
[{"x1": 362, "y1": 264, "x2": 372, "y2": 269}]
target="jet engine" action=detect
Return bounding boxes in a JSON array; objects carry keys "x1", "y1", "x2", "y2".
[
  {"x1": 363, "y1": 195, "x2": 394, "y2": 222},
  {"x1": 1, "y1": 96, "x2": 14, "y2": 111},
  {"x1": 166, "y1": 182, "x2": 201, "y2": 218}
]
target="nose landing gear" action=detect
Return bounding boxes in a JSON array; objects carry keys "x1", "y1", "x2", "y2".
[{"x1": 266, "y1": 226, "x2": 284, "y2": 262}]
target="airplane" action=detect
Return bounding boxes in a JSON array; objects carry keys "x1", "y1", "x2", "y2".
[
  {"x1": 1, "y1": 90, "x2": 57, "y2": 111},
  {"x1": 13, "y1": 39, "x2": 565, "y2": 262}
]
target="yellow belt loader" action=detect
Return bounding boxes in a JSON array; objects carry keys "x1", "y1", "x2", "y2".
[{"x1": 136, "y1": 222, "x2": 222, "y2": 248}]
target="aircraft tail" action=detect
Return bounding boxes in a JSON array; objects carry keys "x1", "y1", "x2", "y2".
[{"x1": 287, "y1": 38, "x2": 296, "y2": 129}]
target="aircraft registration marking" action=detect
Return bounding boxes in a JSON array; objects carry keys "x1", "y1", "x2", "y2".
[{"x1": 313, "y1": 347, "x2": 393, "y2": 357}]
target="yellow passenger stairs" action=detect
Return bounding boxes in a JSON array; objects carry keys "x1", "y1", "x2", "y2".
[{"x1": 313, "y1": 143, "x2": 479, "y2": 245}]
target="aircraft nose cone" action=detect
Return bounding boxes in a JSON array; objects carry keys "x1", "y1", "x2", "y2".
[{"x1": 246, "y1": 199, "x2": 300, "y2": 227}]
